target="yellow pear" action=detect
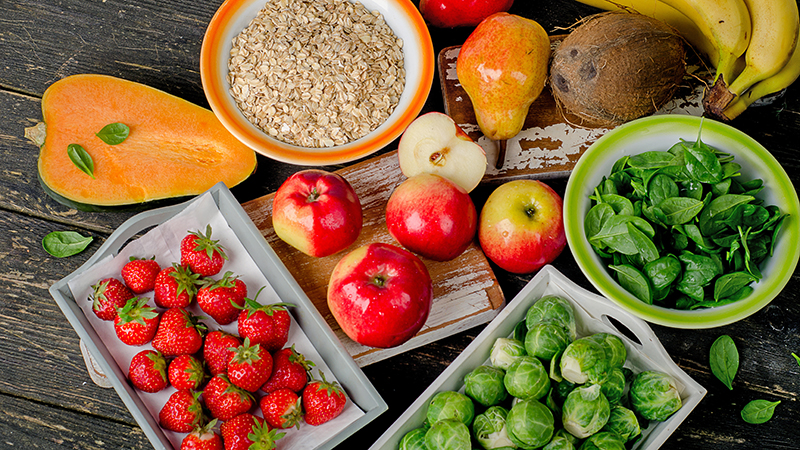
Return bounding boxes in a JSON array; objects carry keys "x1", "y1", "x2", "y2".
[{"x1": 457, "y1": 13, "x2": 550, "y2": 141}]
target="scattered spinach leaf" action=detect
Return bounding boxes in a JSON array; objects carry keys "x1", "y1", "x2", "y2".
[
  {"x1": 96, "y1": 122, "x2": 130, "y2": 145},
  {"x1": 709, "y1": 335, "x2": 738, "y2": 390},
  {"x1": 793, "y1": 352, "x2": 800, "y2": 367},
  {"x1": 741, "y1": 399, "x2": 780, "y2": 424},
  {"x1": 67, "y1": 144, "x2": 95, "y2": 179},
  {"x1": 43, "y1": 231, "x2": 93, "y2": 257}
]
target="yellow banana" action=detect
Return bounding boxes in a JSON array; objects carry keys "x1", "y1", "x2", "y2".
[
  {"x1": 656, "y1": 0, "x2": 751, "y2": 84},
  {"x1": 571, "y1": 0, "x2": 719, "y2": 66},
  {"x1": 722, "y1": 36, "x2": 800, "y2": 120},
  {"x1": 726, "y1": 0, "x2": 800, "y2": 97}
]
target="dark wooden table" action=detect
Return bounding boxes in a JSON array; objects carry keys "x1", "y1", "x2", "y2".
[{"x1": 2, "y1": 0, "x2": 799, "y2": 448}]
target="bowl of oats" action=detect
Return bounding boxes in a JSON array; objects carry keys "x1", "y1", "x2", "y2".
[{"x1": 201, "y1": 0, "x2": 435, "y2": 166}]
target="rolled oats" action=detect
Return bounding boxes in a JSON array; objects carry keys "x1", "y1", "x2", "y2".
[{"x1": 227, "y1": 0, "x2": 406, "y2": 148}]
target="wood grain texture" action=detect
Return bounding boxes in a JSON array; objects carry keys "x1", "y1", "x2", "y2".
[{"x1": 242, "y1": 150, "x2": 505, "y2": 366}]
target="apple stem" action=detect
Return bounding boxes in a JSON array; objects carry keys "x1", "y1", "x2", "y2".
[
  {"x1": 495, "y1": 140, "x2": 507, "y2": 170},
  {"x1": 307, "y1": 187, "x2": 320, "y2": 203},
  {"x1": 371, "y1": 275, "x2": 387, "y2": 288}
]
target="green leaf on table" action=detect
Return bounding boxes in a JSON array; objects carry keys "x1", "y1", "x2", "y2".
[
  {"x1": 96, "y1": 122, "x2": 130, "y2": 145},
  {"x1": 43, "y1": 231, "x2": 93, "y2": 258},
  {"x1": 741, "y1": 399, "x2": 780, "y2": 424},
  {"x1": 793, "y1": 353, "x2": 800, "y2": 367},
  {"x1": 709, "y1": 334, "x2": 738, "y2": 390},
  {"x1": 67, "y1": 144, "x2": 95, "y2": 179}
]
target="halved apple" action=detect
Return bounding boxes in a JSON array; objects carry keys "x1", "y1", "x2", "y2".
[{"x1": 397, "y1": 112, "x2": 487, "y2": 192}]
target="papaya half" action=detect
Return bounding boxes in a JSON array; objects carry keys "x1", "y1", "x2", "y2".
[{"x1": 26, "y1": 74, "x2": 257, "y2": 212}]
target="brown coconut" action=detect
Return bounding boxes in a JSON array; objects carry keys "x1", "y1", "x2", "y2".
[{"x1": 550, "y1": 12, "x2": 687, "y2": 127}]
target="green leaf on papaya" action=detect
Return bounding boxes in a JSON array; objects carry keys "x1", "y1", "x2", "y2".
[
  {"x1": 67, "y1": 144, "x2": 95, "y2": 179},
  {"x1": 96, "y1": 122, "x2": 130, "y2": 145}
]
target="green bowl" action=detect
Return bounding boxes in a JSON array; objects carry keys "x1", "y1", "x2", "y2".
[{"x1": 564, "y1": 114, "x2": 800, "y2": 328}]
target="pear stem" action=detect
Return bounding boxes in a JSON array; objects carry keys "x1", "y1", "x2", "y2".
[{"x1": 495, "y1": 140, "x2": 507, "y2": 170}]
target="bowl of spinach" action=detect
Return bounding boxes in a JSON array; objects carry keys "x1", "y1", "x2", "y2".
[{"x1": 564, "y1": 114, "x2": 800, "y2": 328}]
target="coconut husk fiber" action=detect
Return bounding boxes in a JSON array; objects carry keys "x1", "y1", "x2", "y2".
[{"x1": 550, "y1": 11, "x2": 687, "y2": 128}]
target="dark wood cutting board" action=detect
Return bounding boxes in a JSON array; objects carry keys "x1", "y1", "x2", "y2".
[{"x1": 242, "y1": 150, "x2": 505, "y2": 367}]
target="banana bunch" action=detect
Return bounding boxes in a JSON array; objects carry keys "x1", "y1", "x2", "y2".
[{"x1": 572, "y1": 0, "x2": 800, "y2": 120}]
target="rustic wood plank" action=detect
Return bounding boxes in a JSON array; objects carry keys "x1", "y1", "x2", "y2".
[
  {"x1": 0, "y1": 393, "x2": 150, "y2": 449},
  {"x1": 242, "y1": 150, "x2": 506, "y2": 366}
]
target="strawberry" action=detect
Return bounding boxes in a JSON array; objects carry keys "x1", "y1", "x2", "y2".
[
  {"x1": 168, "y1": 354, "x2": 208, "y2": 391},
  {"x1": 261, "y1": 345, "x2": 314, "y2": 394},
  {"x1": 181, "y1": 225, "x2": 228, "y2": 277},
  {"x1": 151, "y1": 307, "x2": 207, "y2": 357},
  {"x1": 197, "y1": 272, "x2": 247, "y2": 325},
  {"x1": 259, "y1": 388, "x2": 303, "y2": 430},
  {"x1": 89, "y1": 277, "x2": 134, "y2": 321},
  {"x1": 227, "y1": 338, "x2": 273, "y2": 392},
  {"x1": 181, "y1": 420, "x2": 222, "y2": 450},
  {"x1": 302, "y1": 372, "x2": 347, "y2": 426},
  {"x1": 237, "y1": 291, "x2": 294, "y2": 353},
  {"x1": 203, "y1": 330, "x2": 241, "y2": 376},
  {"x1": 159, "y1": 389, "x2": 204, "y2": 433},
  {"x1": 114, "y1": 297, "x2": 160, "y2": 346},
  {"x1": 154, "y1": 263, "x2": 201, "y2": 308},
  {"x1": 220, "y1": 413, "x2": 284, "y2": 450},
  {"x1": 121, "y1": 256, "x2": 161, "y2": 294},
  {"x1": 203, "y1": 373, "x2": 255, "y2": 421},
  {"x1": 128, "y1": 349, "x2": 168, "y2": 393}
]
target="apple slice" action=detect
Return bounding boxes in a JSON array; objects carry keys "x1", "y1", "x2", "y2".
[{"x1": 398, "y1": 112, "x2": 487, "y2": 192}]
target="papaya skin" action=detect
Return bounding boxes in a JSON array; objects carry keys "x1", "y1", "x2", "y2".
[{"x1": 32, "y1": 74, "x2": 257, "y2": 211}]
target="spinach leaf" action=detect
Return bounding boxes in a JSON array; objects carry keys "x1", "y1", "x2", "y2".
[
  {"x1": 683, "y1": 140, "x2": 723, "y2": 184},
  {"x1": 709, "y1": 335, "x2": 738, "y2": 390},
  {"x1": 95, "y1": 122, "x2": 130, "y2": 145},
  {"x1": 609, "y1": 264, "x2": 652, "y2": 304},
  {"x1": 648, "y1": 173, "x2": 679, "y2": 207},
  {"x1": 67, "y1": 144, "x2": 95, "y2": 179},
  {"x1": 741, "y1": 400, "x2": 780, "y2": 424},
  {"x1": 644, "y1": 255, "x2": 681, "y2": 290},
  {"x1": 714, "y1": 272, "x2": 756, "y2": 301},
  {"x1": 706, "y1": 194, "x2": 756, "y2": 218},
  {"x1": 679, "y1": 251, "x2": 721, "y2": 286},
  {"x1": 793, "y1": 353, "x2": 800, "y2": 367},
  {"x1": 659, "y1": 197, "x2": 704, "y2": 225},
  {"x1": 42, "y1": 231, "x2": 93, "y2": 257},
  {"x1": 627, "y1": 151, "x2": 677, "y2": 169},
  {"x1": 626, "y1": 222, "x2": 659, "y2": 263},
  {"x1": 599, "y1": 194, "x2": 634, "y2": 216},
  {"x1": 584, "y1": 203, "x2": 616, "y2": 239}
]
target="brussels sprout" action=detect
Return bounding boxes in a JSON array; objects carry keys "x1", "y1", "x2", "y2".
[
  {"x1": 602, "y1": 405, "x2": 641, "y2": 442},
  {"x1": 491, "y1": 337, "x2": 527, "y2": 371},
  {"x1": 629, "y1": 371, "x2": 682, "y2": 421},
  {"x1": 559, "y1": 337, "x2": 610, "y2": 384},
  {"x1": 550, "y1": 351, "x2": 564, "y2": 382},
  {"x1": 596, "y1": 367, "x2": 626, "y2": 405},
  {"x1": 526, "y1": 295, "x2": 577, "y2": 341},
  {"x1": 472, "y1": 406, "x2": 516, "y2": 450},
  {"x1": 553, "y1": 428, "x2": 580, "y2": 446},
  {"x1": 427, "y1": 391, "x2": 475, "y2": 426},
  {"x1": 506, "y1": 398, "x2": 555, "y2": 449},
  {"x1": 543, "y1": 433, "x2": 576, "y2": 450},
  {"x1": 399, "y1": 427, "x2": 429, "y2": 450},
  {"x1": 577, "y1": 431, "x2": 626, "y2": 450},
  {"x1": 514, "y1": 319, "x2": 529, "y2": 342},
  {"x1": 525, "y1": 321, "x2": 571, "y2": 362},
  {"x1": 504, "y1": 355, "x2": 551, "y2": 400},
  {"x1": 587, "y1": 333, "x2": 627, "y2": 369},
  {"x1": 562, "y1": 384, "x2": 611, "y2": 438},
  {"x1": 465, "y1": 365, "x2": 508, "y2": 407},
  {"x1": 425, "y1": 418, "x2": 471, "y2": 450}
]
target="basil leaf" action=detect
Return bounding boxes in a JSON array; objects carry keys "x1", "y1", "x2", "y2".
[
  {"x1": 67, "y1": 144, "x2": 95, "y2": 179},
  {"x1": 96, "y1": 122, "x2": 130, "y2": 145},
  {"x1": 43, "y1": 231, "x2": 93, "y2": 258},
  {"x1": 741, "y1": 399, "x2": 780, "y2": 424},
  {"x1": 709, "y1": 334, "x2": 738, "y2": 390}
]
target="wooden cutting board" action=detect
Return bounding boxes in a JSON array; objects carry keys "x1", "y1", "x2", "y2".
[
  {"x1": 439, "y1": 38, "x2": 705, "y2": 183},
  {"x1": 242, "y1": 151, "x2": 505, "y2": 367}
]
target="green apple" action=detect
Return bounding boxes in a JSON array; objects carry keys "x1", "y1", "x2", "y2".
[{"x1": 478, "y1": 180, "x2": 566, "y2": 274}]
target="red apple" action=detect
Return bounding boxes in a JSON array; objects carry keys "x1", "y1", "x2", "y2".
[
  {"x1": 397, "y1": 112, "x2": 487, "y2": 193},
  {"x1": 327, "y1": 243, "x2": 433, "y2": 348},
  {"x1": 272, "y1": 169, "x2": 362, "y2": 258},
  {"x1": 478, "y1": 180, "x2": 566, "y2": 274},
  {"x1": 386, "y1": 173, "x2": 477, "y2": 261},
  {"x1": 419, "y1": 0, "x2": 515, "y2": 28}
]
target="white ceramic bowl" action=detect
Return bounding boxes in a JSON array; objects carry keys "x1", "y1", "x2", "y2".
[
  {"x1": 564, "y1": 115, "x2": 800, "y2": 328},
  {"x1": 200, "y1": 0, "x2": 434, "y2": 166}
]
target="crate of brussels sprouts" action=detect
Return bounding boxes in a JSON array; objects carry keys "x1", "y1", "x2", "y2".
[{"x1": 370, "y1": 265, "x2": 705, "y2": 450}]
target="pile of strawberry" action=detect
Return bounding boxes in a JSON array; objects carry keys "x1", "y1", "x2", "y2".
[{"x1": 88, "y1": 225, "x2": 347, "y2": 450}]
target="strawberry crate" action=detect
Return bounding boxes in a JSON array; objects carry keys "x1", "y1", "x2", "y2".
[
  {"x1": 370, "y1": 265, "x2": 706, "y2": 450},
  {"x1": 49, "y1": 182, "x2": 387, "y2": 450}
]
